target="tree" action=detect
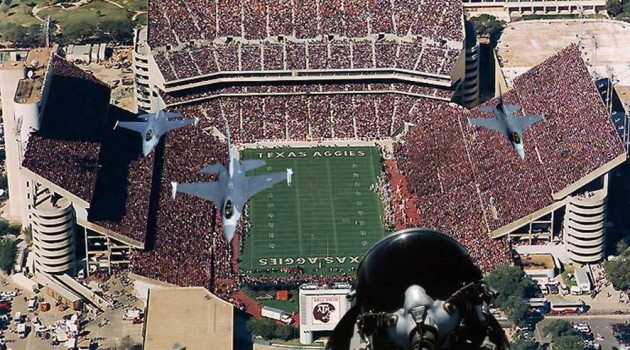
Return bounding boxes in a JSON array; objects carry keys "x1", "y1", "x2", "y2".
[
  {"x1": 118, "y1": 335, "x2": 141, "y2": 350},
  {"x1": 468, "y1": 14, "x2": 506, "y2": 39},
  {"x1": 246, "y1": 318, "x2": 278, "y2": 339},
  {"x1": 616, "y1": 239, "x2": 629, "y2": 255},
  {"x1": 0, "y1": 219, "x2": 10, "y2": 234},
  {"x1": 552, "y1": 334, "x2": 585, "y2": 350},
  {"x1": 607, "y1": 0, "x2": 624, "y2": 17},
  {"x1": 486, "y1": 264, "x2": 534, "y2": 327},
  {"x1": 246, "y1": 318, "x2": 296, "y2": 341},
  {"x1": 511, "y1": 337, "x2": 541, "y2": 350},
  {"x1": 0, "y1": 172, "x2": 6, "y2": 189},
  {"x1": 0, "y1": 238, "x2": 17, "y2": 272},
  {"x1": 604, "y1": 247, "x2": 630, "y2": 290},
  {"x1": 98, "y1": 18, "x2": 133, "y2": 44},
  {"x1": 542, "y1": 319, "x2": 574, "y2": 338}
]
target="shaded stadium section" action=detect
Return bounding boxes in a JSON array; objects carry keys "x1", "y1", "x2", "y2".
[
  {"x1": 22, "y1": 56, "x2": 110, "y2": 202},
  {"x1": 88, "y1": 106, "x2": 155, "y2": 245},
  {"x1": 129, "y1": 126, "x2": 231, "y2": 287}
]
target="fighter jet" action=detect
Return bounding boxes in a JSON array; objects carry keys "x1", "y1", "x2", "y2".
[
  {"x1": 170, "y1": 124, "x2": 291, "y2": 243},
  {"x1": 468, "y1": 88, "x2": 545, "y2": 160},
  {"x1": 114, "y1": 96, "x2": 198, "y2": 157}
]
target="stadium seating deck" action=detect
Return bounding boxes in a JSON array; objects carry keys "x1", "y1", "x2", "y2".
[{"x1": 147, "y1": 0, "x2": 464, "y2": 81}]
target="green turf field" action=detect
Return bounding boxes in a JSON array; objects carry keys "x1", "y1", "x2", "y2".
[{"x1": 240, "y1": 146, "x2": 386, "y2": 276}]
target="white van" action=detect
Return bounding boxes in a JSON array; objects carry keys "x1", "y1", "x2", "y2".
[
  {"x1": 17, "y1": 323, "x2": 26, "y2": 338},
  {"x1": 27, "y1": 297, "x2": 37, "y2": 312}
]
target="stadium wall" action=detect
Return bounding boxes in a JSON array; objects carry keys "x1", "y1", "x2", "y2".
[
  {"x1": 462, "y1": 0, "x2": 606, "y2": 15},
  {"x1": 563, "y1": 175, "x2": 608, "y2": 263},
  {"x1": 0, "y1": 48, "x2": 54, "y2": 225},
  {"x1": 31, "y1": 193, "x2": 76, "y2": 275},
  {"x1": 133, "y1": 27, "x2": 155, "y2": 113}
]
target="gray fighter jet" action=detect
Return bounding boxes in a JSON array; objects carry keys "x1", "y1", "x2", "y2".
[
  {"x1": 468, "y1": 89, "x2": 545, "y2": 160},
  {"x1": 114, "y1": 96, "x2": 198, "y2": 157},
  {"x1": 170, "y1": 124, "x2": 291, "y2": 243}
]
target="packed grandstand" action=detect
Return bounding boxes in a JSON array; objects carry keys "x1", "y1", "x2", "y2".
[{"x1": 20, "y1": 0, "x2": 626, "y2": 309}]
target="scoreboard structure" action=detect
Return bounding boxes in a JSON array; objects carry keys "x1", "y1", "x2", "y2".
[{"x1": 299, "y1": 283, "x2": 352, "y2": 344}]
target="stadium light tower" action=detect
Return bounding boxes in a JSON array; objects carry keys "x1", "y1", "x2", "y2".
[{"x1": 43, "y1": 15, "x2": 51, "y2": 48}]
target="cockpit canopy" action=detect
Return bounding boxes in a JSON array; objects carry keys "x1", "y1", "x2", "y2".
[
  {"x1": 511, "y1": 131, "x2": 521, "y2": 144},
  {"x1": 224, "y1": 198, "x2": 234, "y2": 219},
  {"x1": 145, "y1": 129, "x2": 154, "y2": 142}
]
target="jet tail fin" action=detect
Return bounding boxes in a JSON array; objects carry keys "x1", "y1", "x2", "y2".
[{"x1": 171, "y1": 181, "x2": 178, "y2": 199}]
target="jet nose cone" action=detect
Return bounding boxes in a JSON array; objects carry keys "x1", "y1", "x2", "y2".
[
  {"x1": 517, "y1": 148, "x2": 525, "y2": 160},
  {"x1": 223, "y1": 224, "x2": 236, "y2": 243}
]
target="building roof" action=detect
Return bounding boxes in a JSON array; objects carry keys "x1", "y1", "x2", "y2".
[
  {"x1": 144, "y1": 287, "x2": 233, "y2": 350},
  {"x1": 521, "y1": 254, "x2": 555, "y2": 270}
]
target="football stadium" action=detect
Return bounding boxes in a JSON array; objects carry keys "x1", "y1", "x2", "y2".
[{"x1": 0, "y1": 0, "x2": 628, "y2": 346}]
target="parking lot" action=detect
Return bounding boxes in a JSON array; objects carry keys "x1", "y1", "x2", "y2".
[
  {"x1": 537, "y1": 316, "x2": 630, "y2": 350},
  {"x1": 0, "y1": 271, "x2": 144, "y2": 350}
]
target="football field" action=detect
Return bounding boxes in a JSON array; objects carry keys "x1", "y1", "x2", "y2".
[{"x1": 240, "y1": 146, "x2": 385, "y2": 276}]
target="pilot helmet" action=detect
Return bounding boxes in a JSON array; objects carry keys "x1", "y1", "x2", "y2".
[{"x1": 356, "y1": 228, "x2": 483, "y2": 313}]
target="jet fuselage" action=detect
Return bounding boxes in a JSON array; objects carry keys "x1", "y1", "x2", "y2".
[{"x1": 494, "y1": 104, "x2": 526, "y2": 160}]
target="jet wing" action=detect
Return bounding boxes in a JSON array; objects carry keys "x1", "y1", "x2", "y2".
[
  {"x1": 504, "y1": 104, "x2": 521, "y2": 114},
  {"x1": 246, "y1": 172, "x2": 287, "y2": 198},
  {"x1": 242, "y1": 159, "x2": 266, "y2": 172},
  {"x1": 114, "y1": 121, "x2": 146, "y2": 134},
  {"x1": 200, "y1": 163, "x2": 225, "y2": 174},
  {"x1": 478, "y1": 106, "x2": 496, "y2": 113},
  {"x1": 468, "y1": 118, "x2": 505, "y2": 134},
  {"x1": 514, "y1": 114, "x2": 545, "y2": 131},
  {"x1": 171, "y1": 181, "x2": 223, "y2": 204},
  {"x1": 161, "y1": 117, "x2": 198, "y2": 134}
]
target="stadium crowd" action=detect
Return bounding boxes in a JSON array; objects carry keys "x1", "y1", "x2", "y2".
[
  {"x1": 153, "y1": 41, "x2": 460, "y2": 81},
  {"x1": 171, "y1": 92, "x2": 452, "y2": 144},
  {"x1": 147, "y1": 0, "x2": 464, "y2": 80},
  {"x1": 22, "y1": 135, "x2": 101, "y2": 203},
  {"x1": 90, "y1": 147, "x2": 155, "y2": 244},
  {"x1": 130, "y1": 127, "x2": 229, "y2": 288},
  {"x1": 391, "y1": 45, "x2": 624, "y2": 272},
  {"x1": 148, "y1": 0, "x2": 464, "y2": 48},
  {"x1": 512, "y1": 44, "x2": 624, "y2": 194}
]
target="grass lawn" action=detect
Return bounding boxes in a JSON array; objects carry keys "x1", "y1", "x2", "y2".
[
  {"x1": 133, "y1": 12, "x2": 146, "y2": 25},
  {"x1": 0, "y1": 1, "x2": 40, "y2": 27},
  {"x1": 111, "y1": 0, "x2": 146, "y2": 13},
  {"x1": 240, "y1": 146, "x2": 385, "y2": 277},
  {"x1": 38, "y1": 1, "x2": 130, "y2": 29}
]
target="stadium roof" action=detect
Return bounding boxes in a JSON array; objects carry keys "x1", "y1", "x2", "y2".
[{"x1": 144, "y1": 287, "x2": 233, "y2": 350}]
